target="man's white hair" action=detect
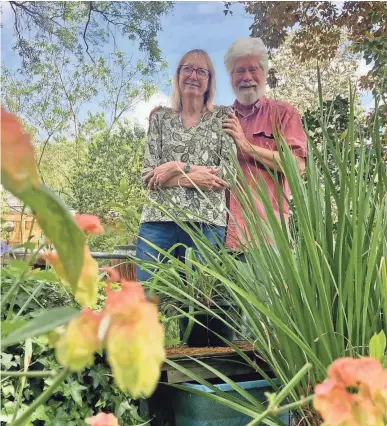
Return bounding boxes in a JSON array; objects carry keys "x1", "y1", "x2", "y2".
[{"x1": 224, "y1": 38, "x2": 268, "y2": 77}]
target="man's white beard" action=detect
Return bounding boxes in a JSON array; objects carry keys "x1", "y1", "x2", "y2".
[{"x1": 233, "y1": 85, "x2": 266, "y2": 105}]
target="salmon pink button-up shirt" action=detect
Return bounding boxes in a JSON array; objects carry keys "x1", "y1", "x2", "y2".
[{"x1": 226, "y1": 97, "x2": 307, "y2": 250}]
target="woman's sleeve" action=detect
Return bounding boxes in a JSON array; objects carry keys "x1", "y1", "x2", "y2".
[{"x1": 142, "y1": 112, "x2": 162, "y2": 180}]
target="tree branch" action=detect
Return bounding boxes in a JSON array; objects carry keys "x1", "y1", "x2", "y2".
[
  {"x1": 9, "y1": 2, "x2": 22, "y2": 45},
  {"x1": 83, "y1": 1, "x2": 94, "y2": 64},
  {"x1": 10, "y1": 1, "x2": 65, "y2": 29}
]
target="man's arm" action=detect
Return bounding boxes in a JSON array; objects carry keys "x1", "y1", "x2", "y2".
[
  {"x1": 240, "y1": 144, "x2": 306, "y2": 173},
  {"x1": 223, "y1": 112, "x2": 306, "y2": 174}
]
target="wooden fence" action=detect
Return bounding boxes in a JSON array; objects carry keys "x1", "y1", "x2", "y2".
[{"x1": 1, "y1": 213, "x2": 43, "y2": 246}]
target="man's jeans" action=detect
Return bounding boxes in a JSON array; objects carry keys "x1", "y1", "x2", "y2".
[{"x1": 135, "y1": 221, "x2": 225, "y2": 282}]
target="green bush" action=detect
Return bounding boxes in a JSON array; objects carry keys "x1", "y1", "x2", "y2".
[
  {"x1": 0, "y1": 266, "x2": 147, "y2": 425},
  {"x1": 87, "y1": 230, "x2": 123, "y2": 254},
  {"x1": 1, "y1": 342, "x2": 146, "y2": 426}
]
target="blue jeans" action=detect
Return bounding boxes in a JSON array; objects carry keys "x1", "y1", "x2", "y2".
[{"x1": 136, "y1": 222, "x2": 225, "y2": 282}]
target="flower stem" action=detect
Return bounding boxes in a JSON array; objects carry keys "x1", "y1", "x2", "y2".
[
  {"x1": 246, "y1": 363, "x2": 313, "y2": 426},
  {"x1": 9, "y1": 369, "x2": 69, "y2": 426},
  {"x1": 1, "y1": 370, "x2": 57, "y2": 378}
]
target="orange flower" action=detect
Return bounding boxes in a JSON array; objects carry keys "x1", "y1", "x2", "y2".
[
  {"x1": 85, "y1": 412, "x2": 120, "y2": 426},
  {"x1": 46, "y1": 247, "x2": 99, "y2": 307},
  {"x1": 74, "y1": 214, "x2": 104, "y2": 234},
  {"x1": 104, "y1": 281, "x2": 165, "y2": 398},
  {"x1": 45, "y1": 251, "x2": 67, "y2": 282},
  {"x1": 328, "y1": 356, "x2": 387, "y2": 394},
  {"x1": 56, "y1": 308, "x2": 102, "y2": 371},
  {"x1": 104, "y1": 280, "x2": 146, "y2": 321},
  {"x1": 1, "y1": 107, "x2": 40, "y2": 194},
  {"x1": 314, "y1": 357, "x2": 387, "y2": 426},
  {"x1": 54, "y1": 278, "x2": 165, "y2": 398},
  {"x1": 100, "y1": 267, "x2": 120, "y2": 283}
]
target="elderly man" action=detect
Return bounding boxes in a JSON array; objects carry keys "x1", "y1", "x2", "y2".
[{"x1": 221, "y1": 38, "x2": 307, "y2": 250}]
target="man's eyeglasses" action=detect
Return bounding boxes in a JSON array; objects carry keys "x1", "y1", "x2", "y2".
[
  {"x1": 234, "y1": 66, "x2": 261, "y2": 77},
  {"x1": 179, "y1": 65, "x2": 210, "y2": 80}
]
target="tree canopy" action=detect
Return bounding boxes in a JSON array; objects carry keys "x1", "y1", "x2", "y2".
[
  {"x1": 225, "y1": 2, "x2": 386, "y2": 95},
  {"x1": 8, "y1": 1, "x2": 173, "y2": 69},
  {"x1": 268, "y1": 33, "x2": 361, "y2": 113}
]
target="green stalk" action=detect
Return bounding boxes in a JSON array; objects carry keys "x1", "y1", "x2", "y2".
[
  {"x1": 13, "y1": 282, "x2": 44, "y2": 320},
  {"x1": 1, "y1": 371, "x2": 57, "y2": 378},
  {"x1": 10, "y1": 369, "x2": 69, "y2": 426},
  {"x1": 245, "y1": 364, "x2": 312, "y2": 426},
  {"x1": 2, "y1": 274, "x2": 27, "y2": 309},
  {"x1": 5, "y1": 242, "x2": 47, "y2": 320},
  {"x1": 246, "y1": 395, "x2": 315, "y2": 426}
]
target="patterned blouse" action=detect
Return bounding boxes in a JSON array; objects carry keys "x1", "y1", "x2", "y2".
[{"x1": 140, "y1": 106, "x2": 237, "y2": 227}]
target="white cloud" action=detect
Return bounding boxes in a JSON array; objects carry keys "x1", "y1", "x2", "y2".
[{"x1": 124, "y1": 92, "x2": 170, "y2": 129}]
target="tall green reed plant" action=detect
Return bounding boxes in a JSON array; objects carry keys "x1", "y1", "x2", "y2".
[{"x1": 136, "y1": 85, "x2": 386, "y2": 424}]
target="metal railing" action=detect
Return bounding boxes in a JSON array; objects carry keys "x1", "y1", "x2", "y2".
[{"x1": 4, "y1": 248, "x2": 137, "y2": 261}]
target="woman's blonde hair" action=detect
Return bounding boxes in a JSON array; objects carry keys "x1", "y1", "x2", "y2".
[{"x1": 171, "y1": 49, "x2": 216, "y2": 113}]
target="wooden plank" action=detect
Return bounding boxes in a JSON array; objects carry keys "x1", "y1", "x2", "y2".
[{"x1": 165, "y1": 341, "x2": 254, "y2": 360}]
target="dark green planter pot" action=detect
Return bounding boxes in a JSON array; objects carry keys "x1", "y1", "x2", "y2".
[{"x1": 179, "y1": 303, "x2": 236, "y2": 347}]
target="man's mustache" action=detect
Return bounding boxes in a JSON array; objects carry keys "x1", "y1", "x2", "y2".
[{"x1": 238, "y1": 82, "x2": 257, "y2": 89}]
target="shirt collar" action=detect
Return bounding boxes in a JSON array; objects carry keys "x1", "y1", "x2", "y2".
[{"x1": 232, "y1": 97, "x2": 266, "y2": 117}]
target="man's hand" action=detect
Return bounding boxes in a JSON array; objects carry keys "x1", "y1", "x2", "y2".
[
  {"x1": 144, "y1": 162, "x2": 181, "y2": 189},
  {"x1": 222, "y1": 112, "x2": 251, "y2": 154},
  {"x1": 181, "y1": 169, "x2": 228, "y2": 190}
]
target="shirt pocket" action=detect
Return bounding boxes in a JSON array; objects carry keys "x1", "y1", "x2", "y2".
[{"x1": 252, "y1": 130, "x2": 277, "y2": 151}]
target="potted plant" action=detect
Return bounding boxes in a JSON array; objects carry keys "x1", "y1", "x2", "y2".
[{"x1": 149, "y1": 248, "x2": 239, "y2": 348}]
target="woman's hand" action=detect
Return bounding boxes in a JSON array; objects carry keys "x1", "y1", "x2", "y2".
[
  {"x1": 145, "y1": 162, "x2": 181, "y2": 189},
  {"x1": 182, "y1": 169, "x2": 228, "y2": 190},
  {"x1": 222, "y1": 112, "x2": 250, "y2": 154}
]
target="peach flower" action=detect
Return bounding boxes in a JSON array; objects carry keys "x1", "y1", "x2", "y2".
[{"x1": 74, "y1": 214, "x2": 104, "y2": 234}]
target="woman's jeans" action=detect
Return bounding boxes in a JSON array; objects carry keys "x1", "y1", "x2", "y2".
[{"x1": 136, "y1": 222, "x2": 225, "y2": 282}]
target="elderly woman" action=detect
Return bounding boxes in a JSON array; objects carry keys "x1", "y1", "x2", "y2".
[{"x1": 136, "y1": 49, "x2": 236, "y2": 282}]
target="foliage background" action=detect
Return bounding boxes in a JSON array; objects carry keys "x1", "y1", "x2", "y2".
[{"x1": 0, "y1": 268, "x2": 148, "y2": 425}]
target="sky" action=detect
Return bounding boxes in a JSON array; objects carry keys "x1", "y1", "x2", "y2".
[{"x1": 1, "y1": 1, "x2": 373, "y2": 130}]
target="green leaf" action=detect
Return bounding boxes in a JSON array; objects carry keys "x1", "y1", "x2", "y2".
[
  {"x1": 371, "y1": 12, "x2": 379, "y2": 24},
  {"x1": 88, "y1": 364, "x2": 108, "y2": 389},
  {"x1": 1, "y1": 307, "x2": 79, "y2": 348},
  {"x1": 69, "y1": 380, "x2": 87, "y2": 406},
  {"x1": 1, "y1": 384, "x2": 16, "y2": 397},
  {"x1": 30, "y1": 270, "x2": 59, "y2": 282},
  {"x1": 369, "y1": 331, "x2": 386, "y2": 361},
  {"x1": 0, "y1": 352, "x2": 18, "y2": 369},
  {"x1": 21, "y1": 242, "x2": 36, "y2": 252},
  {"x1": 8, "y1": 260, "x2": 31, "y2": 274},
  {"x1": 30, "y1": 404, "x2": 50, "y2": 422},
  {"x1": 1, "y1": 320, "x2": 26, "y2": 336},
  {"x1": 19, "y1": 184, "x2": 85, "y2": 288}
]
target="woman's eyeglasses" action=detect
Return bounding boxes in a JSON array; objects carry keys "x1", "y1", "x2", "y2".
[{"x1": 179, "y1": 65, "x2": 210, "y2": 80}]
